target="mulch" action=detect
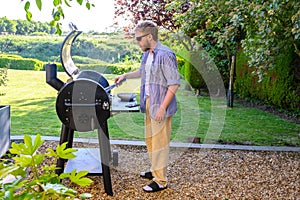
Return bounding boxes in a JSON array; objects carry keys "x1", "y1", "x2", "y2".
[{"x1": 37, "y1": 141, "x2": 300, "y2": 200}]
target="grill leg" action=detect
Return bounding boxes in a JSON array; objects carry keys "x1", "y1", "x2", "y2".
[
  {"x1": 56, "y1": 124, "x2": 74, "y2": 175},
  {"x1": 98, "y1": 122, "x2": 113, "y2": 196}
]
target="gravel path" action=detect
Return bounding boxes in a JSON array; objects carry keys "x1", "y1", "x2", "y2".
[{"x1": 39, "y1": 141, "x2": 299, "y2": 200}]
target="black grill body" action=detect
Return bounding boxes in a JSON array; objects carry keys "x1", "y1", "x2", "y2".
[
  {"x1": 46, "y1": 30, "x2": 114, "y2": 196},
  {"x1": 56, "y1": 71, "x2": 111, "y2": 132}
]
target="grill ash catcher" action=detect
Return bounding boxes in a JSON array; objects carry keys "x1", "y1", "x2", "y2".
[{"x1": 46, "y1": 30, "x2": 139, "y2": 196}]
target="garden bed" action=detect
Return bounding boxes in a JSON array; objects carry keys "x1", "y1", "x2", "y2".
[{"x1": 37, "y1": 141, "x2": 299, "y2": 199}]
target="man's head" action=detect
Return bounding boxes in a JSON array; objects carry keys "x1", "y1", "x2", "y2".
[
  {"x1": 135, "y1": 20, "x2": 158, "y2": 41},
  {"x1": 135, "y1": 20, "x2": 158, "y2": 52}
]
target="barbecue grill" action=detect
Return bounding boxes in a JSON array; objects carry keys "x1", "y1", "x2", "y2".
[{"x1": 46, "y1": 30, "x2": 138, "y2": 196}]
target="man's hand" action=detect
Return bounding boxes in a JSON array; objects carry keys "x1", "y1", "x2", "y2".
[
  {"x1": 155, "y1": 107, "x2": 166, "y2": 122},
  {"x1": 155, "y1": 84, "x2": 179, "y2": 121},
  {"x1": 114, "y1": 74, "x2": 126, "y2": 85}
]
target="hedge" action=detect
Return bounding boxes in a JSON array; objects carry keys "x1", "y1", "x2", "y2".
[
  {"x1": 235, "y1": 46, "x2": 300, "y2": 111},
  {"x1": 0, "y1": 54, "x2": 43, "y2": 71},
  {"x1": 44, "y1": 62, "x2": 139, "y2": 75},
  {"x1": 0, "y1": 54, "x2": 139, "y2": 75}
]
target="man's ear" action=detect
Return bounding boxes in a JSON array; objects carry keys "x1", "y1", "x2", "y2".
[{"x1": 149, "y1": 34, "x2": 153, "y2": 41}]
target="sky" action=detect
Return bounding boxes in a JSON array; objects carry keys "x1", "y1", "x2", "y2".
[{"x1": 0, "y1": 0, "x2": 117, "y2": 32}]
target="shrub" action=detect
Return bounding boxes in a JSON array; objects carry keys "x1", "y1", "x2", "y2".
[
  {"x1": 29, "y1": 32, "x2": 49, "y2": 36},
  {"x1": 0, "y1": 54, "x2": 43, "y2": 71},
  {"x1": 235, "y1": 46, "x2": 300, "y2": 111},
  {"x1": 0, "y1": 68, "x2": 8, "y2": 87},
  {"x1": 183, "y1": 52, "x2": 207, "y2": 95},
  {"x1": 0, "y1": 134, "x2": 93, "y2": 199},
  {"x1": 177, "y1": 56, "x2": 185, "y2": 77}
]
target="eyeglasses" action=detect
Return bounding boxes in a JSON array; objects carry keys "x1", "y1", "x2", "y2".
[{"x1": 136, "y1": 33, "x2": 150, "y2": 41}]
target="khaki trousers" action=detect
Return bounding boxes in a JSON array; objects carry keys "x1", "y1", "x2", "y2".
[{"x1": 145, "y1": 96, "x2": 172, "y2": 187}]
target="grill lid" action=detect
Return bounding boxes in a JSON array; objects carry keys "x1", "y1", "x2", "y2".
[{"x1": 60, "y1": 30, "x2": 82, "y2": 77}]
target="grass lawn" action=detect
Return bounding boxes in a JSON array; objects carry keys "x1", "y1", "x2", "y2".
[{"x1": 1, "y1": 69, "x2": 299, "y2": 146}]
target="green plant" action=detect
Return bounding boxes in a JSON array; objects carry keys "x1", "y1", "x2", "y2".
[
  {"x1": 0, "y1": 134, "x2": 93, "y2": 199},
  {"x1": 0, "y1": 54, "x2": 43, "y2": 71},
  {"x1": 0, "y1": 67, "x2": 8, "y2": 87}
]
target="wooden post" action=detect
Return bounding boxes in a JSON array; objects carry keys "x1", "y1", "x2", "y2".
[{"x1": 227, "y1": 54, "x2": 236, "y2": 107}]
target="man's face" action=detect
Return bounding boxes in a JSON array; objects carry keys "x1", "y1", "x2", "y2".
[{"x1": 135, "y1": 30, "x2": 151, "y2": 52}]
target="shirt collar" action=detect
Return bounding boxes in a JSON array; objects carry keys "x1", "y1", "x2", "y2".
[{"x1": 152, "y1": 41, "x2": 161, "y2": 54}]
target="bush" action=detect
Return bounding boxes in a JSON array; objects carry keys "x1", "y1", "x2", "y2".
[
  {"x1": 183, "y1": 52, "x2": 207, "y2": 95},
  {"x1": 0, "y1": 54, "x2": 43, "y2": 71},
  {"x1": 0, "y1": 68, "x2": 8, "y2": 87},
  {"x1": 235, "y1": 46, "x2": 300, "y2": 111},
  {"x1": 177, "y1": 56, "x2": 185, "y2": 77},
  {"x1": 0, "y1": 134, "x2": 92, "y2": 199},
  {"x1": 29, "y1": 32, "x2": 49, "y2": 36}
]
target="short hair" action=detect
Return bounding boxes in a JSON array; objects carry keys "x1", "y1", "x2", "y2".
[{"x1": 135, "y1": 20, "x2": 158, "y2": 41}]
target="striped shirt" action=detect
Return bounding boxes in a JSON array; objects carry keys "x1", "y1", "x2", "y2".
[{"x1": 139, "y1": 41, "x2": 180, "y2": 118}]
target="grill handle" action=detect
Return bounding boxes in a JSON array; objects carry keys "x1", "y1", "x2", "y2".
[
  {"x1": 104, "y1": 83, "x2": 116, "y2": 93},
  {"x1": 46, "y1": 63, "x2": 64, "y2": 91},
  {"x1": 104, "y1": 78, "x2": 126, "y2": 93},
  {"x1": 65, "y1": 103, "x2": 101, "y2": 107}
]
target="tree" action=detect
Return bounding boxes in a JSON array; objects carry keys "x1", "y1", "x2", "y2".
[
  {"x1": 114, "y1": 0, "x2": 210, "y2": 95},
  {"x1": 22, "y1": 0, "x2": 95, "y2": 34},
  {"x1": 176, "y1": 0, "x2": 300, "y2": 107},
  {"x1": 242, "y1": 0, "x2": 300, "y2": 79},
  {"x1": 174, "y1": 0, "x2": 300, "y2": 78},
  {"x1": 0, "y1": 17, "x2": 17, "y2": 34},
  {"x1": 114, "y1": 0, "x2": 189, "y2": 31},
  {"x1": 169, "y1": 0, "x2": 248, "y2": 106}
]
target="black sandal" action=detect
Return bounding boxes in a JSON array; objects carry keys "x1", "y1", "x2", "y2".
[
  {"x1": 142, "y1": 181, "x2": 167, "y2": 192},
  {"x1": 140, "y1": 171, "x2": 153, "y2": 180}
]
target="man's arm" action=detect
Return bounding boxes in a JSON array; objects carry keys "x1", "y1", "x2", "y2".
[
  {"x1": 155, "y1": 84, "x2": 179, "y2": 121},
  {"x1": 114, "y1": 69, "x2": 141, "y2": 84}
]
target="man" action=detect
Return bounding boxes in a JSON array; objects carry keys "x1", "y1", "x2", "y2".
[{"x1": 115, "y1": 20, "x2": 180, "y2": 192}]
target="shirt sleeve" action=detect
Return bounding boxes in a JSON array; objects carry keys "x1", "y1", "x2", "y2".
[{"x1": 161, "y1": 52, "x2": 181, "y2": 86}]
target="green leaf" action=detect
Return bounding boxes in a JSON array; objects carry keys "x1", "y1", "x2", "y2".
[
  {"x1": 55, "y1": 142, "x2": 76, "y2": 159},
  {"x1": 26, "y1": 11, "x2": 32, "y2": 21},
  {"x1": 17, "y1": 192, "x2": 37, "y2": 200},
  {"x1": 33, "y1": 134, "x2": 44, "y2": 153},
  {"x1": 42, "y1": 164, "x2": 58, "y2": 172},
  {"x1": 86, "y1": 2, "x2": 91, "y2": 10},
  {"x1": 9, "y1": 142, "x2": 25, "y2": 155},
  {"x1": 50, "y1": 20, "x2": 56, "y2": 27},
  {"x1": 56, "y1": 142, "x2": 67, "y2": 152},
  {"x1": 0, "y1": 164, "x2": 19, "y2": 178},
  {"x1": 56, "y1": 25, "x2": 62, "y2": 35},
  {"x1": 33, "y1": 154, "x2": 45, "y2": 166},
  {"x1": 46, "y1": 148, "x2": 57, "y2": 158},
  {"x1": 64, "y1": 0, "x2": 71, "y2": 7},
  {"x1": 58, "y1": 172, "x2": 70, "y2": 179},
  {"x1": 77, "y1": 0, "x2": 83, "y2": 5},
  {"x1": 38, "y1": 173, "x2": 60, "y2": 184},
  {"x1": 69, "y1": 170, "x2": 93, "y2": 186},
  {"x1": 14, "y1": 155, "x2": 32, "y2": 167},
  {"x1": 23, "y1": 135, "x2": 33, "y2": 153},
  {"x1": 10, "y1": 135, "x2": 44, "y2": 156},
  {"x1": 53, "y1": 0, "x2": 61, "y2": 7},
  {"x1": 36, "y1": 0, "x2": 42, "y2": 10},
  {"x1": 24, "y1": 1, "x2": 30, "y2": 11},
  {"x1": 57, "y1": 6, "x2": 65, "y2": 18},
  {"x1": 53, "y1": 11, "x2": 61, "y2": 21},
  {"x1": 9, "y1": 167, "x2": 27, "y2": 178}
]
